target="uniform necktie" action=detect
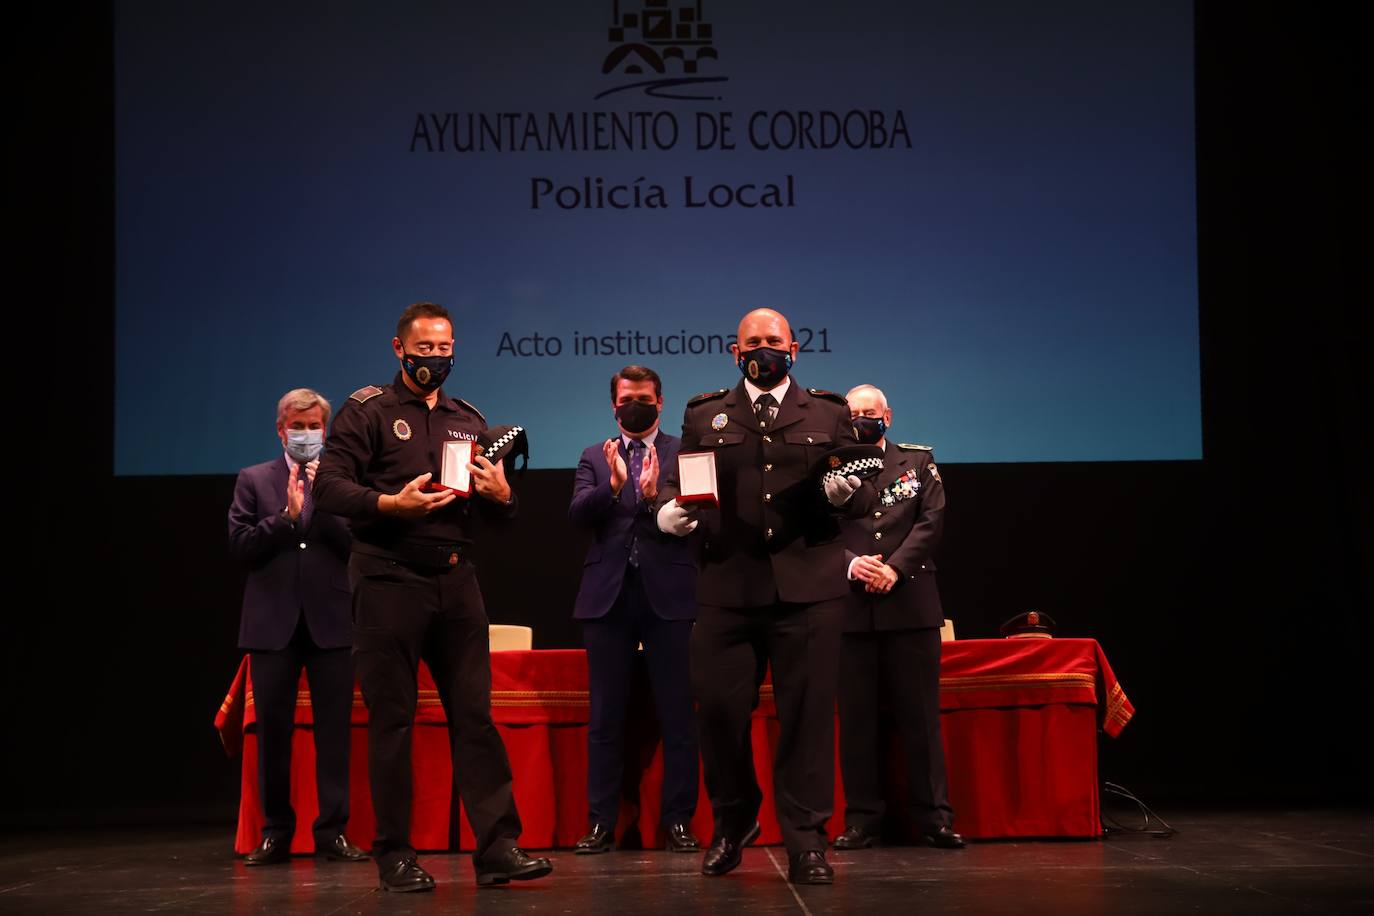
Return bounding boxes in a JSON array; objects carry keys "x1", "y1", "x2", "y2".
[{"x1": 754, "y1": 392, "x2": 777, "y2": 430}]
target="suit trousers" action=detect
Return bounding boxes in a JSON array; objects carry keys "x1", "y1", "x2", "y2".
[
  {"x1": 837, "y1": 626, "x2": 953, "y2": 835},
  {"x1": 249, "y1": 615, "x2": 354, "y2": 844},
  {"x1": 348, "y1": 552, "x2": 521, "y2": 869},
  {"x1": 582, "y1": 565, "x2": 698, "y2": 829},
  {"x1": 691, "y1": 597, "x2": 844, "y2": 857}
]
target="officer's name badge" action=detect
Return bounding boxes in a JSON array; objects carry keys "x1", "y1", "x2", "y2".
[{"x1": 711, "y1": 413, "x2": 728, "y2": 430}]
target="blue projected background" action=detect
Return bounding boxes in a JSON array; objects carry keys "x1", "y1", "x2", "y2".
[{"x1": 115, "y1": 0, "x2": 1199, "y2": 474}]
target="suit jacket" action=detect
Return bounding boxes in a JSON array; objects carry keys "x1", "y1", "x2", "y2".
[
  {"x1": 228, "y1": 456, "x2": 354, "y2": 650},
  {"x1": 841, "y1": 440, "x2": 946, "y2": 632},
  {"x1": 570, "y1": 432, "x2": 697, "y2": 620},
  {"x1": 659, "y1": 379, "x2": 860, "y2": 608}
]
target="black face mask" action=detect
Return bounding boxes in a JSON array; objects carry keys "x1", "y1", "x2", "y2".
[
  {"x1": 736, "y1": 346, "x2": 793, "y2": 388},
  {"x1": 402, "y1": 353, "x2": 453, "y2": 392},
  {"x1": 615, "y1": 400, "x2": 659, "y2": 434},
  {"x1": 852, "y1": 416, "x2": 887, "y2": 444}
]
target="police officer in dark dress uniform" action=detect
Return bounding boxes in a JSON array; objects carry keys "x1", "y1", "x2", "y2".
[
  {"x1": 313, "y1": 302, "x2": 553, "y2": 893},
  {"x1": 656, "y1": 308, "x2": 863, "y2": 886},
  {"x1": 832, "y1": 384, "x2": 964, "y2": 850}
]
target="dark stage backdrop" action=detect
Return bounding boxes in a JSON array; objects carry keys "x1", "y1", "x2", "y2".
[{"x1": 6, "y1": 2, "x2": 1366, "y2": 828}]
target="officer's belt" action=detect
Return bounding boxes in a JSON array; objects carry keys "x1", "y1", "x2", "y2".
[{"x1": 353, "y1": 541, "x2": 466, "y2": 571}]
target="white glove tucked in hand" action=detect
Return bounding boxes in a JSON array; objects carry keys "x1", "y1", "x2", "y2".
[
  {"x1": 823, "y1": 473, "x2": 862, "y2": 507},
  {"x1": 656, "y1": 500, "x2": 699, "y2": 536}
]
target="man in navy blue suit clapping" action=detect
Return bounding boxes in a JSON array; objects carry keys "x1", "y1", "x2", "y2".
[
  {"x1": 569, "y1": 366, "x2": 701, "y2": 855},
  {"x1": 228, "y1": 388, "x2": 367, "y2": 866}
]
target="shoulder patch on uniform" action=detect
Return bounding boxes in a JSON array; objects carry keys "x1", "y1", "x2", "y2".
[
  {"x1": 349, "y1": 385, "x2": 385, "y2": 404},
  {"x1": 454, "y1": 397, "x2": 486, "y2": 423},
  {"x1": 688, "y1": 389, "x2": 729, "y2": 405},
  {"x1": 807, "y1": 388, "x2": 848, "y2": 405},
  {"x1": 896, "y1": 442, "x2": 934, "y2": 452}
]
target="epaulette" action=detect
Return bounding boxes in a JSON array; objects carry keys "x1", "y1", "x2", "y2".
[
  {"x1": 454, "y1": 397, "x2": 486, "y2": 423},
  {"x1": 896, "y1": 442, "x2": 934, "y2": 451},
  {"x1": 807, "y1": 388, "x2": 848, "y2": 405},
  {"x1": 349, "y1": 385, "x2": 385, "y2": 404},
  {"x1": 688, "y1": 389, "x2": 729, "y2": 405}
]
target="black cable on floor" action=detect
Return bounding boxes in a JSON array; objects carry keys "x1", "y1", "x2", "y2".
[{"x1": 1101, "y1": 781, "x2": 1178, "y2": 838}]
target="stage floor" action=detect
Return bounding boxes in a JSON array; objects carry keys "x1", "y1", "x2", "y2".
[{"x1": 1, "y1": 809, "x2": 1370, "y2": 914}]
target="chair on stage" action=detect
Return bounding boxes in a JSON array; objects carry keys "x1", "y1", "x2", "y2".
[{"x1": 489, "y1": 624, "x2": 533, "y2": 651}]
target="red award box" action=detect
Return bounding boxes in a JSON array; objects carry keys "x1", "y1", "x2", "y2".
[
  {"x1": 426, "y1": 439, "x2": 473, "y2": 496},
  {"x1": 675, "y1": 451, "x2": 718, "y2": 506}
]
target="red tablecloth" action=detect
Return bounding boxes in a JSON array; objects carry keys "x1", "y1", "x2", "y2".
[{"x1": 216, "y1": 638, "x2": 1132, "y2": 851}]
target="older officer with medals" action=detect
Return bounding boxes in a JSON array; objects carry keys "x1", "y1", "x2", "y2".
[
  {"x1": 313, "y1": 302, "x2": 553, "y2": 893},
  {"x1": 832, "y1": 384, "x2": 964, "y2": 850},
  {"x1": 656, "y1": 308, "x2": 862, "y2": 885}
]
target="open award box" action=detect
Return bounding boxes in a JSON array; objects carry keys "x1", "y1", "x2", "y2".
[{"x1": 675, "y1": 451, "x2": 718, "y2": 506}]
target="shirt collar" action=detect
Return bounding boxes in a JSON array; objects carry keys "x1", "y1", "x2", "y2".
[
  {"x1": 621, "y1": 427, "x2": 660, "y2": 450},
  {"x1": 743, "y1": 375, "x2": 791, "y2": 406},
  {"x1": 391, "y1": 371, "x2": 457, "y2": 411}
]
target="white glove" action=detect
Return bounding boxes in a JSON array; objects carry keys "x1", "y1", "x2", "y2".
[
  {"x1": 823, "y1": 474, "x2": 862, "y2": 507},
  {"x1": 657, "y1": 500, "x2": 699, "y2": 536}
]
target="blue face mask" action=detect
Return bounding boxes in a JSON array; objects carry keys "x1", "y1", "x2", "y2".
[
  {"x1": 852, "y1": 416, "x2": 887, "y2": 444},
  {"x1": 285, "y1": 428, "x2": 324, "y2": 462},
  {"x1": 736, "y1": 346, "x2": 793, "y2": 388}
]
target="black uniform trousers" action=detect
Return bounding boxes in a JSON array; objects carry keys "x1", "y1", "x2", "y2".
[
  {"x1": 837, "y1": 626, "x2": 953, "y2": 835},
  {"x1": 249, "y1": 616, "x2": 354, "y2": 845},
  {"x1": 348, "y1": 551, "x2": 522, "y2": 869},
  {"x1": 691, "y1": 597, "x2": 844, "y2": 857},
  {"x1": 582, "y1": 565, "x2": 698, "y2": 829}
]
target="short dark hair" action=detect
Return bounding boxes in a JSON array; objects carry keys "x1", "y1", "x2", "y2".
[
  {"x1": 396, "y1": 301, "x2": 451, "y2": 341},
  {"x1": 610, "y1": 365, "x2": 662, "y2": 402}
]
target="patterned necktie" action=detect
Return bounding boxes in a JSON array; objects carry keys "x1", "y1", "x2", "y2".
[
  {"x1": 754, "y1": 392, "x2": 777, "y2": 430},
  {"x1": 298, "y1": 463, "x2": 314, "y2": 530},
  {"x1": 628, "y1": 439, "x2": 645, "y2": 498},
  {"x1": 627, "y1": 439, "x2": 644, "y2": 566}
]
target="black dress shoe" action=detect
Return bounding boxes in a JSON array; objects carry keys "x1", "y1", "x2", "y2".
[
  {"x1": 665, "y1": 823, "x2": 700, "y2": 853},
  {"x1": 920, "y1": 826, "x2": 967, "y2": 849},
  {"x1": 831, "y1": 826, "x2": 878, "y2": 850},
  {"x1": 701, "y1": 821, "x2": 760, "y2": 876},
  {"x1": 574, "y1": 824, "x2": 614, "y2": 854},
  {"x1": 788, "y1": 850, "x2": 834, "y2": 885},
  {"x1": 244, "y1": 836, "x2": 291, "y2": 866},
  {"x1": 378, "y1": 857, "x2": 436, "y2": 893},
  {"x1": 317, "y1": 834, "x2": 368, "y2": 861},
  {"x1": 476, "y1": 846, "x2": 554, "y2": 886}
]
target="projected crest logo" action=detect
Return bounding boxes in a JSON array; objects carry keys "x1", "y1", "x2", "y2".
[{"x1": 597, "y1": 1, "x2": 728, "y2": 100}]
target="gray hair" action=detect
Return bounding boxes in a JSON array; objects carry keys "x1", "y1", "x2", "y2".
[
  {"x1": 845, "y1": 384, "x2": 888, "y2": 410},
  {"x1": 276, "y1": 388, "x2": 332, "y2": 426}
]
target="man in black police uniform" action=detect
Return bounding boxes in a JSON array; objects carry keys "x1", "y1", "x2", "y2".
[
  {"x1": 228, "y1": 388, "x2": 367, "y2": 866},
  {"x1": 832, "y1": 384, "x2": 963, "y2": 850},
  {"x1": 656, "y1": 308, "x2": 863, "y2": 885},
  {"x1": 313, "y1": 302, "x2": 552, "y2": 893}
]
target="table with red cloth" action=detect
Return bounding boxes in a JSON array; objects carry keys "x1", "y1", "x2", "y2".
[{"x1": 216, "y1": 638, "x2": 1133, "y2": 852}]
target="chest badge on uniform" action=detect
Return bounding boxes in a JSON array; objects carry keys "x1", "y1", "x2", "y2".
[
  {"x1": 879, "y1": 468, "x2": 922, "y2": 507},
  {"x1": 392, "y1": 419, "x2": 413, "y2": 441},
  {"x1": 711, "y1": 413, "x2": 728, "y2": 430}
]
